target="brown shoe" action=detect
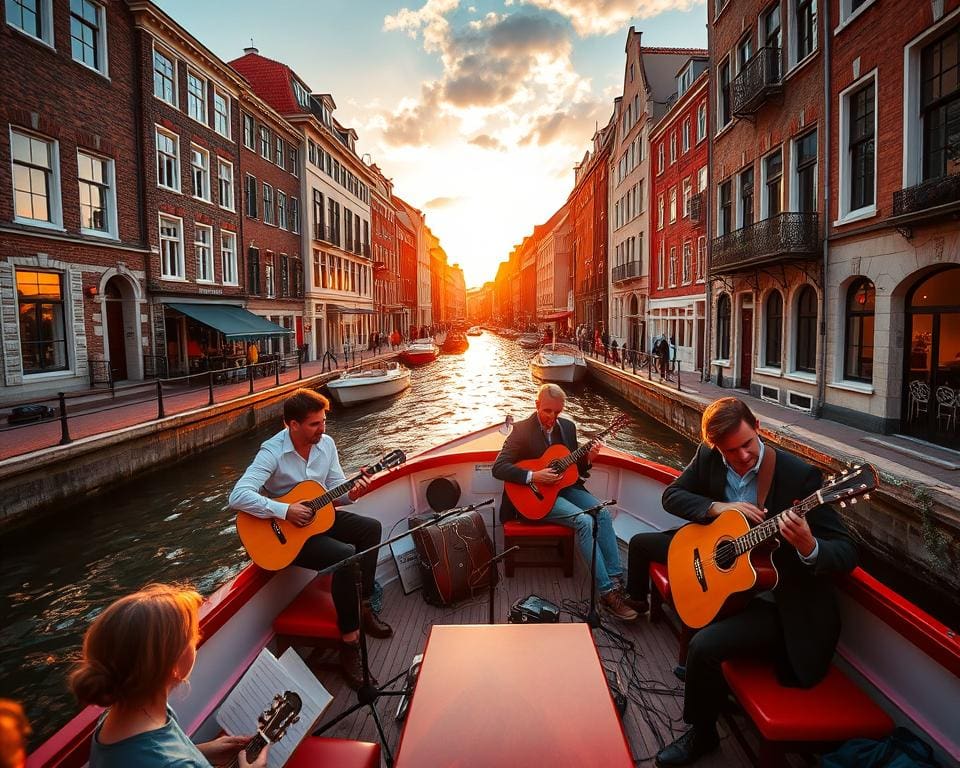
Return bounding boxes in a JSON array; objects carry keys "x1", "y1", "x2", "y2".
[
  {"x1": 619, "y1": 588, "x2": 649, "y2": 616},
  {"x1": 339, "y1": 641, "x2": 375, "y2": 690},
  {"x1": 600, "y1": 589, "x2": 639, "y2": 622},
  {"x1": 361, "y1": 601, "x2": 393, "y2": 639}
]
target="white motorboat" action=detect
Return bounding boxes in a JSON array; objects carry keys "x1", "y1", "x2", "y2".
[
  {"x1": 517, "y1": 333, "x2": 541, "y2": 350},
  {"x1": 530, "y1": 344, "x2": 588, "y2": 382},
  {"x1": 466, "y1": 326, "x2": 483, "y2": 336},
  {"x1": 326, "y1": 362, "x2": 411, "y2": 405}
]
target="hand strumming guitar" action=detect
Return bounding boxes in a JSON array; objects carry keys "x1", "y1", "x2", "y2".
[
  {"x1": 709, "y1": 501, "x2": 766, "y2": 524},
  {"x1": 532, "y1": 467, "x2": 562, "y2": 485}
]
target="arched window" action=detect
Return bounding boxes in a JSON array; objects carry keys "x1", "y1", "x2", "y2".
[
  {"x1": 716, "y1": 293, "x2": 731, "y2": 359},
  {"x1": 795, "y1": 285, "x2": 817, "y2": 372},
  {"x1": 764, "y1": 290, "x2": 783, "y2": 367},
  {"x1": 844, "y1": 279, "x2": 875, "y2": 382}
]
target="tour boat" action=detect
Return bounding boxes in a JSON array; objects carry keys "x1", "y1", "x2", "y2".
[
  {"x1": 517, "y1": 332, "x2": 541, "y2": 350},
  {"x1": 466, "y1": 326, "x2": 483, "y2": 336},
  {"x1": 530, "y1": 343, "x2": 588, "y2": 383},
  {"x1": 325, "y1": 362, "x2": 411, "y2": 406},
  {"x1": 399, "y1": 340, "x2": 439, "y2": 366},
  {"x1": 440, "y1": 331, "x2": 469, "y2": 354},
  {"x1": 30, "y1": 423, "x2": 960, "y2": 768}
]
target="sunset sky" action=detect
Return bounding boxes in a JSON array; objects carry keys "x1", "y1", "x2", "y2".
[{"x1": 155, "y1": 0, "x2": 708, "y2": 287}]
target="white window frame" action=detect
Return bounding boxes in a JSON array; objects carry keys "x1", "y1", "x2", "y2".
[
  {"x1": 265, "y1": 259, "x2": 275, "y2": 298},
  {"x1": 242, "y1": 113, "x2": 255, "y2": 150},
  {"x1": 682, "y1": 118, "x2": 691, "y2": 153},
  {"x1": 698, "y1": 166, "x2": 708, "y2": 192},
  {"x1": 290, "y1": 197, "x2": 300, "y2": 234},
  {"x1": 77, "y1": 150, "x2": 117, "y2": 238},
  {"x1": 190, "y1": 144, "x2": 210, "y2": 202},
  {"x1": 717, "y1": 56, "x2": 732, "y2": 130},
  {"x1": 836, "y1": 70, "x2": 878, "y2": 224},
  {"x1": 837, "y1": 0, "x2": 877, "y2": 30},
  {"x1": 670, "y1": 133, "x2": 677, "y2": 164},
  {"x1": 682, "y1": 240, "x2": 692, "y2": 284},
  {"x1": 789, "y1": 129, "x2": 818, "y2": 213},
  {"x1": 10, "y1": 128, "x2": 63, "y2": 230},
  {"x1": 697, "y1": 101, "x2": 707, "y2": 142},
  {"x1": 213, "y1": 88, "x2": 231, "y2": 138},
  {"x1": 6, "y1": 0, "x2": 54, "y2": 46},
  {"x1": 259, "y1": 126, "x2": 270, "y2": 160},
  {"x1": 668, "y1": 246, "x2": 678, "y2": 287},
  {"x1": 277, "y1": 190, "x2": 288, "y2": 230},
  {"x1": 186, "y1": 70, "x2": 207, "y2": 125},
  {"x1": 263, "y1": 183, "x2": 274, "y2": 225},
  {"x1": 159, "y1": 214, "x2": 185, "y2": 280},
  {"x1": 217, "y1": 158, "x2": 234, "y2": 211},
  {"x1": 657, "y1": 143, "x2": 664, "y2": 174},
  {"x1": 221, "y1": 230, "x2": 238, "y2": 285},
  {"x1": 155, "y1": 126, "x2": 180, "y2": 192},
  {"x1": 696, "y1": 236, "x2": 706, "y2": 282},
  {"x1": 669, "y1": 187, "x2": 678, "y2": 223},
  {"x1": 759, "y1": 146, "x2": 783, "y2": 219},
  {"x1": 657, "y1": 243, "x2": 665, "y2": 288},
  {"x1": 195, "y1": 223, "x2": 214, "y2": 283},
  {"x1": 69, "y1": 0, "x2": 108, "y2": 76},
  {"x1": 737, "y1": 166, "x2": 754, "y2": 227},
  {"x1": 787, "y1": 0, "x2": 818, "y2": 71},
  {"x1": 657, "y1": 195, "x2": 665, "y2": 229},
  {"x1": 275, "y1": 136, "x2": 284, "y2": 168},
  {"x1": 682, "y1": 178, "x2": 692, "y2": 218},
  {"x1": 152, "y1": 45, "x2": 177, "y2": 106}
]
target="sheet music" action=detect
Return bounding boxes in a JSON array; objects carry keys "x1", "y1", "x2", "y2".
[{"x1": 216, "y1": 648, "x2": 332, "y2": 768}]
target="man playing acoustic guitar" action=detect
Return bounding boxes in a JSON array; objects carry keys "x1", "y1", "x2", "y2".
[
  {"x1": 633, "y1": 397, "x2": 857, "y2": 767},
  {"x1": 229, "y1": 389, "x2": 393, "y2": 690},
  {"x1": 492, "y1": 383, "x2": 637, "y2": 621}
]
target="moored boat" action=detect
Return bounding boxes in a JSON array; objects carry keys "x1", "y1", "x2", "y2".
[
  {"x1": 400, "y1": 340, "x2": 439, "y2": 366},
  {"x1": 325, "y1": 362, "x2": 411, "y2": 406},
  {"x1": 530, "y1": 344, "x2": 588, "y2": 382},
  {"x1": 440, "y1": 332, "x2": 469, "y2": 354},
  {"x1": 466, "y1": 326, "x2": 483, "y2": 336},
  {"x1": 517, "y1": 332, "x2": 541, "y2": 350}
]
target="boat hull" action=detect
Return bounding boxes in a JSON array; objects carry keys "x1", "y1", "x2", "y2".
[
  {"x1": 401, "y1": 350, "x2": 438, "y2": 366},
  {"x1": 326, "y1": 372, "x2": 411, "y2": 405}
]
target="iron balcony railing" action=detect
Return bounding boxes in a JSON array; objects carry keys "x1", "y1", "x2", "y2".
[
  {"x1": 732, "y1": 47, "x2": 782, "y2": 116},
  {"x1": 612, "y1": 260, "x2": 642, "y2": 283},
  {"x1": 690, "y1": 192, "x2": 704, "y2": 223},
  {"x1": 710, "y1": 212, "x2": 819, "y2": 274},
  {"x1": 314, "y1": 223, "x2": 338, "y2": 245},
  {"x1": 892, "y1": 173, "x2": 960, "y2": 217}
]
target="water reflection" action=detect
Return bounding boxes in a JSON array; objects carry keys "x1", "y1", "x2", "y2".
[{"x1": 0, "y1": 332, "x2": 693, "y2": 747}]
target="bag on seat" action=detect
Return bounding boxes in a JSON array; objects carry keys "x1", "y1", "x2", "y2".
[
  {"x1": 821, "y1": 727, "x2": 940, "y2": 768},
  {"x1": 410, "y1": 510, "x2": 498, "y2": 606}
]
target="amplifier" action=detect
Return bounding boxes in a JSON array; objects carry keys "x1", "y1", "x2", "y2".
[{"x1": 508, "y1": 594, "x2": 560, "y2": 624}]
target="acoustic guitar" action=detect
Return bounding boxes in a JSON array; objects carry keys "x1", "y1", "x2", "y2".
[
  {"x1": 667, "y1": 463, "x2": 878, "y2": 629},
  {"x1": 504, "y1": 414, "x2": 632, "y2": 520},
  {"x1": 237, "y1": 449, "x2": 406, "y2": 570},
  {"x1": 227, "y1": 691, "x2": 301, "y2": 768}
]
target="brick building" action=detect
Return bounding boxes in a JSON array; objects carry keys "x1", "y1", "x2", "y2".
[
  {"x1": 0, "y1": 0, "x2": 150, "y2": 402},
  {"x1": 649, "y1": 55, "x2": 710, "y2": 372},
  {"x1": 535, "y1": 204, "x2": 572, "y2": 332},
  {"x1": 369, "y1": 164, "x2": 401, "y2": 339},
  {"x1": 394, "y1": 200, "x2": 418, "y2": 337}
]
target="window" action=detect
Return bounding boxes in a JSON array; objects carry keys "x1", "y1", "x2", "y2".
[
  {"x1": 16, "y1": 270, "x2": 67, "y2": 373},
  {"x1": 77, "y1": 151, "x2": 114, "y2": 235},
  {"x1": 265, "y1": 259, "x2": 275, "y2": 298},
  {"x1": 718, "y1": 59, "x2": 731, "y2": 128},
  {"x1": 259, "y1": 127, "x2": 270, "y2": 159},
  {"x1": 277, "y1": 191, "x2": 287, "y2": 230},
  {"x1": 739, "y1": 167, "x2": 754, "y2": 227},
  {"x1": 12, "y1": 130, "x2": 59, "y2": 226},
  {"x1": 794, "y1": 0, "x2": 817, "y2": 63},
  {"x1": 920, "y1": 26, "x2": 960, "y2": 181},
  {"x1": 187, "y1": 72, "x2": 206, "y2": 124},
  {"x1": 669, "y1": 188, "x2": 677, "y2": 222},
  {"x1": 682, "y1": 118, "x2": 690, "y2": 153},
  {"x1": 670, "y1": 133, "x2": 677, "y2": 164},
  {"x1": 289, "y1": 148, "x2": 299, "y2": 178},
  {"x1": 70, "y1": 0, "x2": 105, "y2": 73},
  {"x1": 159, "y1": 215, "x2": 184, "y2": 279},
  {"x1": 657, "y1": 143, "x2": 664, "y2": 174},
  {"x1": 275, "y1": 137, "x2": 284, "y2": 168},
  {"x1": 737, "y1": 35, "x2": 753, "y2": 72},
  {"x1": 698, "y1": 166, "x2": 708, "y2": 192},
  {"x1": 190, "y1": 145, "x2": 210, "y2": 201},
  {"x1": 678, "y1": 64, "x2": 694, "y2": 96},
  {"x1": 248, "y1": 247, "x2": 261, "y2": 294},
  {"x1": 213, "y1": 90, "x2": 230, "y2": 138},
  {"x1": 682, "y1": 178, "x2": 692, "y2": 217},
  {"x1": 152, "y1": 49, "x2": 176, "y2": 106},
  {"x1": 7, "y1": 0, "x2": 52, "y2": 43},
  {"x1": 718, "y1": 180, "x2": 732, "y2": 235},
  {"x1": 795, "y1": 285, "x2": 817, "y2": 372},
  {"x1": 697, "y1": 102, "x2": 707, "y2": 142},
  {"x1": 293, "y1": 79, "x2": 310, "y2": 109},
  {"x1": 195, "y1": 224, "x2": 213, "y2": 282},
  {"x1": 221, "y1": 230, "x2": 237, "y2": 285},
  {"x1": 657, "y1": 244, "x2": 665, "y2": 288},
  {"x1": 844, "y1": 278, "x2": 874, "y2": 382},
  {"x1": 263, "y1": 183, "x2": 274, "y2": 225},
  {"x1": 794, "y1": 130, "x2": 817, "y2": 213},
  {"x1": 696, "y1": 236, "x2": 706, "y2": 281},
  {"x1": 345, "y1": 208, "x2": 354, "y2": 251},
  {"x1": 155, "y1": 128, "x2": 179, "y2": 191},
  {"x1": 668, "y1": 247, "x2": 678, "y2": 286},
  {"x1": 764, "y1": 290, "x2": 783, "y2": 366},
  {"x1": 716, "y1": 293, "x2": 731, "y2": 359},
  {"x1": 242, "y1": 113, "x2": 255, "y2": 150},
  {"x1": 763, "y1": 149, "x2": 782, "y2": 217},
  {"x1": 213, "y1": 159, "x2": 233, "y2": 212},
  {"x1": 280, "y1": 255, "x2": 289, "y2": 297},
  {"x1": 682, "y1": 241, "x2": 692, "y2": 284},
  {"x1": 245, "y1": 175, "x2": 257, "y2": 218},
  {"x1": 847, "y1": 80, "x2": 875, "y2": 213}
]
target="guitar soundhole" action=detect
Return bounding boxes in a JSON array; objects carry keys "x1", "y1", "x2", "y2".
[{"x1": 714, "y1": 540, "x2": 737, "y2": 570}]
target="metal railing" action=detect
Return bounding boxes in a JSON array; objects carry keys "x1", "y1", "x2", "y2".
[
  {"x1": 576, "y1": 339, "x2": 686, "y2": 392},
  {"x1": 732, "y1": 46, "x2": 782, "y2": 116},
  {"x1": 892, "y1": 173, "x2": 960, "y2": 217},
  {"x1": 88, "y1": 359, "x2": 113, "y2": 388},
  {"x1": 612, "y1": 260, "x2": 642, "y2": 283},
  {"x1": 710, "y1": 212, "x2": 819, "y2": 274}
]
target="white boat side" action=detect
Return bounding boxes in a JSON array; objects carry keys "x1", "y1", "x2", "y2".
[
  {"x1": 530, "y1": 347, "x2": 588, "y2": 383},
  {"x1": 326, "y1": 363, "x2": 412, "y2": 405}
]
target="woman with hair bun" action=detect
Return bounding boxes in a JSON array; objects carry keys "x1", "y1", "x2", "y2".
[{"x1": 69, "y1": 584, "x2": 267, "y2": 768}]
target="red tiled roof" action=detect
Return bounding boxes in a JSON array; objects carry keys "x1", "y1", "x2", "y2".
[
  {"x1": 229, "y1": 52, "x2": 305, "y2": 116},
  {"x1": 640, "y1": 46, "x2": 708, "y2": 56}
]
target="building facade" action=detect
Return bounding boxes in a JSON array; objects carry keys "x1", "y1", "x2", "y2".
[{"x1": 369, "y1": 165, "x2": 401, "y2": 339}]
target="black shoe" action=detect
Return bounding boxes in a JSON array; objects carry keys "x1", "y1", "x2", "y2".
[
  {"x1": 655, "y1": 726, "x2": 719, "y2": 767},
  {"x1": 361, "y1": 601, "x2": 394, "y2": 639}
]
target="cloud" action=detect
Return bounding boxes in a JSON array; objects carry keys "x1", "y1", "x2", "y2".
[
  {"x1": 468, "y1": 134, "x2": 506, "y2": 151},
  {"x1": 424, "y1": 195, "x2": 462, "y2": 208},
  {"x1": 381, "y1": 82, "x2": 459, "y2": 147},
  {"x1": 522, "y1": 98, "x2": 610, "y2": 146},
  {"x1": 516, "y1": 0, "x2": 704, "y2": 36}
]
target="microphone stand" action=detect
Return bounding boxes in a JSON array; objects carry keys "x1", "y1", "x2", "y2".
[
  {"x1": 580, "y1": 499, "x2": 633, "y2": 649},
  {"x1": 312, "y1": 498, "x2": 495, "y2": 766}
]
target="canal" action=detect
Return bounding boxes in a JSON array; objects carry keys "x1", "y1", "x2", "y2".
[{"x1": 1, "y1": 332, "x2": 694, "y2": 748}]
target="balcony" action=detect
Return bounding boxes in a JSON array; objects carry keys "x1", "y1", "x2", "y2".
[
  {"x1": 314, "y1": 223, "x2": 337, "y2": 245},
  {"x1": 732, "y1": 47, "x2": 782, "y2": 117},
  {"x1": 612, "y1": 260, "x2": 642, "y2": 283},
  {"x1": 689, "y1": 192, "x2": 704, "y2": 224},
  {"x1": 710, "y1": 212, "x2": 819, "y2": 275},
  {"x1": 888, "y1": 174, "x2": 960, "y2": 236}
]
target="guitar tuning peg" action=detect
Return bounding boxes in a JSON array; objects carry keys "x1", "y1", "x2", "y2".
[
  {"x1": 839, "y1": 501, "x2": 847, "y2": 508},
  {"x1": 292, "y1": 716, "x2": 301, "y2": 724},
  {"x1": 864, "y1": 493, "x2": 870, "y2": 501},
  {"x1": 841, "y1": 469, "x2": 848, "y2": 475},
  {"x1": 850, "y1": 498, "x2": 858, "y2": 505},
  {"x1": 273, "y1": 693, "x2": 281, "y2": 704}
]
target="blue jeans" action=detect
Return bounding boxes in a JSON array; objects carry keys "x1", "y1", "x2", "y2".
[{"x1": 544, "y1": 486, "x2": 622, "y2": 594}]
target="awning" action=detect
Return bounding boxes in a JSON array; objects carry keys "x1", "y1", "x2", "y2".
[
  {"x1": 168, "y1": 303, "x2": 293, "y2": 340},
  {"x1": 326, "y1": 304, "x2": 376, "y2": 315},
  {"x1": 538, "y1": 310, "x2": 573, "y2": 321}
]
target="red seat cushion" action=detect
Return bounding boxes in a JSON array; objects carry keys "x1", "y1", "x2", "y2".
[
  {"x1": 272, "y1": 574, "x2": 339, "y2": 640},
  {"x1": 504, "y1": 520, "x2": 574, "y2": 538},
  {"x1": 649, "y1": 561, "x2": 672, "y2": 603},
  {"x1": 286, "y1": 736, "x2": 380, "y2": 768},
  {"x1": 721, "y1": 659, "x2": 894, "y2": 742}
]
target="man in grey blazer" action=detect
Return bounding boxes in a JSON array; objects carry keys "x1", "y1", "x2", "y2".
[{"x1": 492, "y1": 383, "x2": 637, "y2": 621}]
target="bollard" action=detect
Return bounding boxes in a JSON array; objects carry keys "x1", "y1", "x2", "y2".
[
  {"x1": 156, "y1": 380, "x2": 165, "y2": 419},
  {"x1": 275, "y1": 359, "x2": 280, "y2": 387},
  {"x1": 208, "y1": 371, "x2": 214, "y2": 406},
  {"x1": 57, "y1": 392, "x2": 72, "y2": 445}
]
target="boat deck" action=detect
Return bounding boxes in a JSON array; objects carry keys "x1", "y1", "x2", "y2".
[{"x1": 305, "y1": 558, "x2": 789, "y2": 767}]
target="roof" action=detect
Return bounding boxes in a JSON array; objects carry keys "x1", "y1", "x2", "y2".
[
  {"x1": 229, "y1": 51, "x2": 307, "y2": 116},
  {"x1": 640, "y1": 46, "x2": 708, "y2": 56}
]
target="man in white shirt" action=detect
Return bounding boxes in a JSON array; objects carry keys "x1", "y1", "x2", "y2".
[{"x1": 229, "y1": 388, "x2": 392, "y2": 690}]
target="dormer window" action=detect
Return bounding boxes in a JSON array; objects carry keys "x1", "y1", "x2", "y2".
[
  {"x1": 293, "y1": 80, "x2": 310, "y2": 109},
  {"x1": 678, "y1": 64, "x2": 694, "y2": 97}
]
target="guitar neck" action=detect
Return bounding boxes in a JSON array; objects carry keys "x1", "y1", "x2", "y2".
[
  {"x1": 305, "y1": 469, "x2": 371, "y2": 512},
  {"x1": 228, "y1": 733, "x2": 267, "y2": 768},
  {"x1": 732, "y1": 494, "x2": 819, "y2": 556},
  {"x1": 555, "y1": 425, "x2": 613, "y2": 470}
]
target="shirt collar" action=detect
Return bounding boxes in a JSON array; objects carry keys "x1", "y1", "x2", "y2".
[
  {"x1": 720, "y1": 437, "x2": 765, "y2": 479},
  {"x1": 282, "y1": 428, "x2": 323, "y2": 460}
]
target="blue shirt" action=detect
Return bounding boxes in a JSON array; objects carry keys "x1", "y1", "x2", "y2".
[{"x1": 89, "y1": 706, "x2": 210, "y2": 768}]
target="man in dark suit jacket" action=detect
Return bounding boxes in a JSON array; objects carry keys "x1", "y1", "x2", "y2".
[
  {"x1": 492, "y1": 383, "x2": 638, "y2": 621},
  {"x1": 646, "y1": 397, "x2": 857, "y2": 766}
]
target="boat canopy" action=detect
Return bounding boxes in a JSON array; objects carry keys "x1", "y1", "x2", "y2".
[{"x1": 168, "y1": 303, "x2": 292, "y2": 340}]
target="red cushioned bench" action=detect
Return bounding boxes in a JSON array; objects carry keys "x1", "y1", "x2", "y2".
[
  {"x1": 287, "y1": 736, "x2": 380, "y2": 768},
  {"x1": 503, "y1": 519, "x2": 575, "y2": 577},
  {"x1": 272, "y1": 573, "x2": 341, "y2": 653},
  {"x1": 648, "y1": 561, "x2": 695, "y2": 663}
]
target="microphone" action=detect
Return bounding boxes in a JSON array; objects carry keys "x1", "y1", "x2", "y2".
[
  {"x1": 437, "y1": 498, "x2": 495, "y2": 519},
  {"x1": 580, "y1": 498, "x2": 617, "y2": 516},
  {"x1": 473, "y1": 545, "x2": 520, "y2": 576}
]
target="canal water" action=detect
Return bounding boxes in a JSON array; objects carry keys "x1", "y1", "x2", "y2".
[{"x1": 1, "y1": 332, "x2": 694, "y2": 748}]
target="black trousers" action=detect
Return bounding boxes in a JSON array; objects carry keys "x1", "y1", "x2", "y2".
[
  {"x1": 292, "y1": 509, "x2": 382, "y2": 634},
  {"x1": 625, "y1": 530, "x2": 675, "y2": 599}
]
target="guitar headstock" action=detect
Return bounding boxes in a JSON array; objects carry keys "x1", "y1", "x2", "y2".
[
  {"x1": 598, "y1": 414, "x2": 633, "y2": 439},
  {"x1": 819, "y1": 464, "x2": 879, "y2": 508},
  {"x1": 365, "y1": 449, "x2": 407, "y2": 475},
  {"x1": 258, "y1": 690, "x2": 302, "y2": 744}
]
